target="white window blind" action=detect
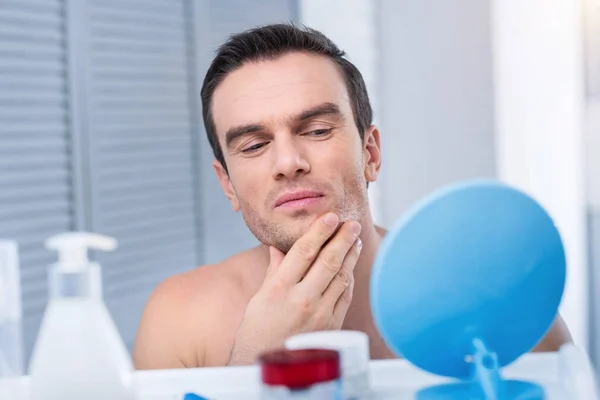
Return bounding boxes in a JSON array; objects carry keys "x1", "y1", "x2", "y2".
[
  {"x1": 0, "y1": 0, "x2": 299, "y2": 360},
  {"x1": 0, "y1": 0, "x2": 75, "y2": 360},
  {"x1": 80, "y1": 0, "x2": 202, "y2": 350}
]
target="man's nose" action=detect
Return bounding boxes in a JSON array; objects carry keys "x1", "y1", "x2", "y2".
[{"x1": 271, "y1": 136, "x2": 310, "y2": 180}]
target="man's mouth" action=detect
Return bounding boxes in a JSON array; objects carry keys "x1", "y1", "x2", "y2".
[{"x1": 274, "y1": 191, "x2": 325, "y2": 209}]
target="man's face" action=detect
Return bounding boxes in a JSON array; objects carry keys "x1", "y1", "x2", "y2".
[{"x1": 212, "y1": 52, "x2": 380, "y2": 252}]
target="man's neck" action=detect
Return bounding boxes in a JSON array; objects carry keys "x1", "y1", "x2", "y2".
[
  {"x1": 353, "y1": 211, "x2": 385, "y2": 285},
  {"x1": 341, "y1": 213, "x2": 396, "y2": 358},
  {"x1": 343, "y1": 211, "x2": 385, "y2": 324}
]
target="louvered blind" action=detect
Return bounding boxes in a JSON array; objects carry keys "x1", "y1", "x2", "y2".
[
  {"x1": 86, "y1": 0, "x2": 201, "y2": 348},
  {"x1": 0, "y1": 0, "x2": 74, "y2": 359},
  {"x1": 0, "y1": 0, "x2": 300, "y2": 358}
]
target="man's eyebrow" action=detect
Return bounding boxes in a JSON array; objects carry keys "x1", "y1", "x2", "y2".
[
  {"x1": 296, "y1": 102, "x2": 343, "y2": 122},
  {"x1": 224, "y1": 102, "x2": 343, "y2": 149},
  {"x1": 225, "y1": 123, "x2": 264, "y2": 149}
]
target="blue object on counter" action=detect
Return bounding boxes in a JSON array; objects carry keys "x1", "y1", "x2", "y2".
[
  {"x1": 183, "y1": 393, "x2": 210, "y2": 400},
  {"x1": 370, "y1": 179, "x2": 566, "y2": 399}
]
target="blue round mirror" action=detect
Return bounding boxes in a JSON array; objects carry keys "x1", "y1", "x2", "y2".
[{"x1": 370, "y1": 180, "x2": 566, "y2": 378}]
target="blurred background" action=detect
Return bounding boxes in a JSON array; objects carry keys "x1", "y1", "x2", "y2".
[{"x1": 0, "y1": 0, "x2": 598, "y2": 373}]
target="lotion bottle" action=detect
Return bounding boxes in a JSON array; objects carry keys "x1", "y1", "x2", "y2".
[{"x1": 29, "y1": 232, "x2": 134, "y2": 400}]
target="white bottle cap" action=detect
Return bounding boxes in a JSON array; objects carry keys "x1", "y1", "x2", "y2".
[
  {"x1": 45, "y1": 232, "x2": 117, "y2": 298},
  {"x1": 285, "y1": 330, "x2": 370, "y2": 398},
  {"x1": 46, "y1": 232, "x2": 117, "y2": 271}
]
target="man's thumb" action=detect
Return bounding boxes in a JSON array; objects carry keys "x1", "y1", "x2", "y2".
[{"x1": 266, "y1": 246, "x2": 285, "y2": 277}]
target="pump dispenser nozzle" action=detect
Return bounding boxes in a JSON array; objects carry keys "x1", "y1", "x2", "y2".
[
  {"x1": 46, "y1": 232, "x2": 117, "y2": 271},
  {"x1": 44, "y1": 232, "x2": 117, "y2": 299}
]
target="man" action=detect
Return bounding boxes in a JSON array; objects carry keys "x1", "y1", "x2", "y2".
[{"x1": 133, "y1": 24, "x2": 571, "y2": 369}]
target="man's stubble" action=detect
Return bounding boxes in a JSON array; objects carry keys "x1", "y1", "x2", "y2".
[{"x1": 236, "y1": 172, "x2": 369, "y2": 254}]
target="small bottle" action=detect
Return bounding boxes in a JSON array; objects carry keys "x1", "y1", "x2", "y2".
[
  {"x1": 259, "y1": 348, "x2": 342, "y2": 400},
  {"x1": 285, "y1": 331, "x2": 371, "y2": 399},
  {"x1": 29, "y1": 232, "x2": 135, "y2": 400},
  {"x1": 0, "y1": 240, "x2": 24, "y2": 400}
]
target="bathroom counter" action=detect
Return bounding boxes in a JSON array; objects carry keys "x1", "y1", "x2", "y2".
[
  {"x1": 8, "y1": 344, "x2": 598, "y2": 399},
  {"x1": 131, "y1": 344, "x2": 597, "y2": 399}
]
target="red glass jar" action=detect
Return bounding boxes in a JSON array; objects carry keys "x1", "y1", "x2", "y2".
[{"x1": 259, "y1": 348, "x2": 342, "y2": 399}]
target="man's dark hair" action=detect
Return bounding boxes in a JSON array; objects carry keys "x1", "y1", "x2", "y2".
[{"x1": 200, "y1": 23, "x2": 373, "y2": 172}]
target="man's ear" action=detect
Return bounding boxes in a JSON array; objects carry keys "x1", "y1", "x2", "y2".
[
  {"x1": 363, "y1": 125, "x2": 382, "y2": 183},
  {"x1": 213, "y1": 160, "x2": 240, "y2": 211}
]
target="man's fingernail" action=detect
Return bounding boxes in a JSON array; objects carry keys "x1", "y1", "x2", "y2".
[
  {"x1": 323, "y1": 213, "x2": 339, "y2": 227},
  {"x1": 350, "y1": 221, "x2": 362, "y2": 235},
  {"x1": 355, "y1": 238, "x2": 362, "y2": 249}
]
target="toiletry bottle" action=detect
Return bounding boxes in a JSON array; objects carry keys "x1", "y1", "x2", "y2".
[
  {"x1": 29, "y1": 232, "x2": 135, "y2": 400},
  {"x1": 0, "y1": 240, "x2": 24, "y2": 400},
  {"x1": 259, "y1": 348, "x2": 342, "y2": 400},
  {"x1": 286, "y1": 331, "x2": 370, "y2": 399}
]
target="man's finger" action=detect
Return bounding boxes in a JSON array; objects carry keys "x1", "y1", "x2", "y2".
[
  {"x1": 265, "y1": 246, "x2": 286, "y2": 280},
  {"x1": 277, "y1": 213, "x2": 340, "y2": 284},
  {"x1": 321, "y1": 237, "x2": 361, "y2": 308},
  {"x1": 299, "y1": 221, "x2": 361, "y2": 295},
  {"x1": 331, "y1": 249, "x2": 358, "y2": 328},
  {"x1": 331, "y1": 284, "x2": 354, "y2": 328}
]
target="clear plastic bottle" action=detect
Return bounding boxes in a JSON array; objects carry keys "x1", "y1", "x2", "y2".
[
  {"x1": 0, "y1": 240, "x2": 24, "y2": 400},
  {"x1": 28, "y1": 232, "x2": 135, "y2": 400},
  {"x1": 259, "y1": 348, "x2": 343, "y2": 400}
]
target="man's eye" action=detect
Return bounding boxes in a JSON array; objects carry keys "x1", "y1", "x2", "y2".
[
  {"x1": 241, "y1": 142, "x2": 266, "y2": 153},
  {"x1": 306, "y1": 128, "x2": 333, "y2": 137}
]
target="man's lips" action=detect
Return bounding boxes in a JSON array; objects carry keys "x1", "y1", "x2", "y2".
[{"x1": 274, "y1": 191, "x2": 325, "y2": 208}]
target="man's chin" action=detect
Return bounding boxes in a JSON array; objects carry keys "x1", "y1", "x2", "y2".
[
  {"x1": 266, "y1": 223, "x2": 311, "y2": 254},
  {"x1": 274, "y1": 214, "x2": 342, "y2": 253}
]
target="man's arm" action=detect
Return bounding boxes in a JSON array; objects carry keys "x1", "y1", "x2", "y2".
[{"x1": 532, "y1": 314, "x2": 572, "y2": 352}]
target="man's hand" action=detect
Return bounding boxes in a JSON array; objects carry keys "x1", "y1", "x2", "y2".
[{"x1": 228, "y1": 213, "x2": 362, "y2": 365}]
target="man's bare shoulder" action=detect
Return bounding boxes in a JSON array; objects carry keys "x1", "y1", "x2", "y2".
[{"x1": 133, "y1": 246, "x2": 267, "y2": 369}]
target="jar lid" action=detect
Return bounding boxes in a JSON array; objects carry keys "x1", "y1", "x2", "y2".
[
  {"x1": 259, "y1": 348, "x2": 340, "y2": 388},
  {"x1": 285, "y1": 330, "x2": 369, "y2": 377}
]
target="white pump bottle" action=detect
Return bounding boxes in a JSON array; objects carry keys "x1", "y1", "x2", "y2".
[{"x1": 29, "y1": 232, "x2": 135, "y2": 400}]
